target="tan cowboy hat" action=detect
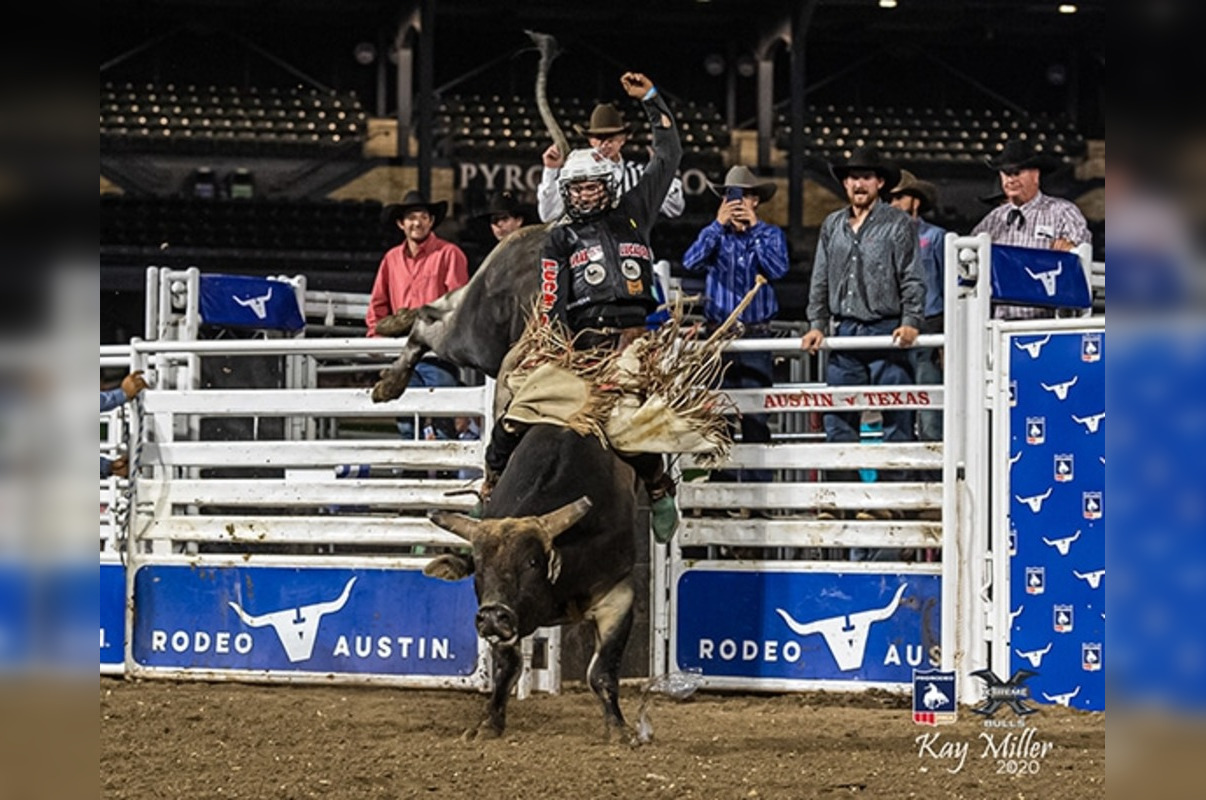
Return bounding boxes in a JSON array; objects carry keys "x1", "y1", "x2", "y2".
[
  {"x1": 889, "y1": 170, "x2": 939, "y2": 213},
  {"x1": 707, "y1": 165, "x2": 777, "y2": 202},
  {"x1": 382, "y1": 190, "x2": 448, "y2": 228},
  {"x1": 984, "y1": 139, "x2": 1060, "y2": 173},
  {"x1": 829, "y1": 146, "x2": 900, "y2": 189},
  {"x1": 573, "y1": 103, "x2": 630, "y2": 137}
]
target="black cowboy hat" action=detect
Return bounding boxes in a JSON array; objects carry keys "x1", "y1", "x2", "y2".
[
  {"x1": 829, "y1": 146, "x2": 901, "y2": 189},
  {"x1": 984, "y1": 139, "x2": 1061, "y2": 173},
  {"x1": 474, "y1": 191, "x2": 536, "y2": 223},
  {"x1": 382, "y1": 190, "x2": 448, "y2": 228},
  {"x1": 573, "y1": 103, "x2": 630, "y2": 137},
  {"x1": 707, "y1": 165, "x2": 778, "y2": 202},
  {"x1": 889, "y1": 169, "x2": 939, "y2": 214}
]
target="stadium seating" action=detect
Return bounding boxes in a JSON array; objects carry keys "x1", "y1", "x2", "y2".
[
  {"x1": 100, "y1": 81, "x2": 368, "y2": 157},
  {"x1": 773, "y1": 103, "x2": 1085, "y2": 167}
]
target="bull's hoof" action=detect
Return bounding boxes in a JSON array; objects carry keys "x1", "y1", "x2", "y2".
[
  {"x1": 461, "y1": 720, "x2": 503, "y2": 741},
  {"x1": 374, "y1": 308, "x2": 418, "y2": 338},
  {"x1": 605, "y1": 722, "x2": 641, "y2": 747},
  {"x1": 371, "y1": 370, "x2": 408, "y2": 403}
]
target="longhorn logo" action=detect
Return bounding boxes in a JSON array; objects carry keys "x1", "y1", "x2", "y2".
[
  {"x1": 1042, "y1": 686, "x2": 1081, "y2": 707},
  {"x1": 228, "y1": 577, "x2": 357, "y2": 662},
  {"x1": 1015, "y1": 642, "x2": 1053, "y2": 668},
  {"x1": 1073, "y1": 569, "x2": 1105, "y2": 589},
  {"x1": 1014, "y1": 335, "x2": 1052, "y2": 359},
  {"x1": 233, "y1": 287, "x2": 274, "y2": 319},
  {"x1": 1009, "y1": 451, "x2": 1023, "y2": 468},
  {"x1": 1015, "y1": 487, "x2": 1053, "y2": 513},
  {"x1": 1009, "y1": 605, "x2": 1025, "y2": 626},
  {"x1": 774, "y1": 583, "x2": 907, "y2": 671},
  {"x1": 1040, "y1": 375, "x2": 1079, "y2": 401},
  {"x1": 1025, "y1": 262, "x2": 1063, "y2": 296},
  {"x1": 1072, "y1": 412, "x2": 1105, "y2": 434},
  {"x1": 1041, "y1": 529, "x2": 1081, "y2": 556}
]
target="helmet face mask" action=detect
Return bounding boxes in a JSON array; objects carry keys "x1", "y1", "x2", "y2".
[{"x1": 558, "y1": 149, "x2": 616, "y2": 220}]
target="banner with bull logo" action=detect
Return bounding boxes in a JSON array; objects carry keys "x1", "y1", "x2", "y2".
[
  {"x1": 130, "y1": 564, "x2": 481, "y2": 681},
  {"x1": 100, "y1": 561, "x2": 125, "y2": 671},
  {"x1": 1008, "y1": 331, "x2": 1104, "y2": 711},
  {"x1": 673, "y1": 568, "x2": 941, "y2": 686}
]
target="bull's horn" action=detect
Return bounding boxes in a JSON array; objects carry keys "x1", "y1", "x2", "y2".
[
  {"x1": 537, "y1": 496, "x2": 593, "y2": 545},
  {"x1": 429, "y1": 510, "x2": 483, "y2": 543}
]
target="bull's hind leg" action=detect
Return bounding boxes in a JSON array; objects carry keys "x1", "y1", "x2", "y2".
[
  {"x1": 584, "y1": 580, "x2": 636, "y2": 744},
  {"x1": 371, "y1": 340, "x2": 425, "y2": 403},
  {"x1": 466, "y1": 642, "x2": 521, "y2": 740}
]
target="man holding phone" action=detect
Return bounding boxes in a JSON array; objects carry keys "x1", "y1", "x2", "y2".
[{"x1": 683, "y1": 165, "x2": 790, "y2": 485}]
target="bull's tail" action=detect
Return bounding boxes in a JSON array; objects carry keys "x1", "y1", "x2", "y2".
[{"x1": 525, "y1": 29, "x2": 570, "y2": 165}]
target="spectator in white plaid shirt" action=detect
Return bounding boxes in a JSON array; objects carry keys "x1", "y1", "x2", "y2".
[{"x1": 972, "y1": 139, "x2": 1090, "y2": 320}]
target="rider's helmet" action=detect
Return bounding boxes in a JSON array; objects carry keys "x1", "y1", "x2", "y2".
[{"x1": 558, "y1": 148, "x2": 617, "y2": 221}]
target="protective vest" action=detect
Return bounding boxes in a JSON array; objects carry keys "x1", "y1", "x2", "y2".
[{"x1": 545, "y1": 214, "x2": 657, "y2": 331}]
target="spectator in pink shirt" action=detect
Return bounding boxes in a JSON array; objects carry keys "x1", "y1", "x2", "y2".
[{"x1": 366, "y1": 190, "x2": 469, "y2": 440}]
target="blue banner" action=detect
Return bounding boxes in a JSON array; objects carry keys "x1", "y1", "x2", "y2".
[
  {"x1": 1009, "y1": 331, "x2": 1104, "y2": 711},
  {"x1": 199, "y1": 274, "x2": 305, "y2": 331},
  {"x1": 675, "y1": 570, "x2": 941, "y2": 683},
  {"x1": 132, "y1": 565, "x2": 480, "y2": 676},
  {"x1": 991, "y1": 245, "x2": 1091, "y2": 309},
  {"x1": 101, "y1": 563, "x2": 125, "y2": 667},
  {"x1": 0, "y1": 563, "x2": 32, "y2": 668}
]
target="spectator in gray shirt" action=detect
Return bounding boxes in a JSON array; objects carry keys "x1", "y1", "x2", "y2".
[{"x1": 800, "y1": 147, "x2": 924, "y2": 540}]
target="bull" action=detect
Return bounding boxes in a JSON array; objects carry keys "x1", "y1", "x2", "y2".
[{"x1": 424, "y1": 424, "x2": 639, "y2": 741}]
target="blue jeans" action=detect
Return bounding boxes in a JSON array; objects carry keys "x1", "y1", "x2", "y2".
[
  {"x1": 396, "y1": 361, "x2": 460, "y2": 440},
  {"x1": 909, "y1": 346, "x2": 943, "y2": 442},
  {"x1": 823, "y1": 319, "x2": 916, "y2": 449}
]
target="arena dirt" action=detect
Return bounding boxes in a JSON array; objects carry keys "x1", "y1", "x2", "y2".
[{"x1": 101, "y1": 677, "x2": 1103, "y2": 799}]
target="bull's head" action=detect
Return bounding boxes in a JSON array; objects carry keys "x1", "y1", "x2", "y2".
[{"x1": 427, "y1": 497, "x2": 592, "y2": 645}]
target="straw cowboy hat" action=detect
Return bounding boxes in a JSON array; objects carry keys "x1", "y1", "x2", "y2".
[
  {"x1": 707, "y1": 165, "x2": 778, "y2": 202},
  {"x1": 984, "y1": 139, "x2": 1060, "y2": 173},
  {"x1": 889, "y1": 170, "x2": 939, "y2": 214},
  {"x1": 573, "y1": 103, "x2": 631, "y2": 137},
  {"x1": 829, "y1": 146, "x2": 901, "y2": 189},
  {"x1": 382, "y1": 190, "x2": 448, "y2": 228}
]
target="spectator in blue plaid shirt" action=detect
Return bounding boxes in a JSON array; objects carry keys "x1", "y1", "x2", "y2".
[
  {"x1": 100, "y1": 370, "x2": 147, "y2": 478},
  {"x1": 683, "y1": 165, "x2": 789, "y2": 482}
]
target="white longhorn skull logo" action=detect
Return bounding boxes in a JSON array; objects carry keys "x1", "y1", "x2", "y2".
[
  {"x1": 1042, "y1": 530, "x2": 1082, "y2": 556},
  {"x1": 1040, "y1": 375, "x2": 1079, "y2": 401},
  {"x1": 774, "y1": 583, "x2": 907, "y2": 672},
  {"x1": 1042, "y1": 686, "x2": 1081, "y2": 707},
  {"x1": 233, "y1": 287, "x2": 274, "y2": 319},
  {"x1": 1073, "y1": 569, "x2": 1105, "y2": 589},
  {"x1": 1015, "y1": 487, "x2": 1053, "y2": 513},
  {"x1": 228, "y1": 577, "x2": 357, "y2": 662},
  {"x1": 1014, "y1": 335, "x2": 1052, "y2": 359},
  {"x1": 1025, "y1": 262, "x2": 1063, "y2": 296},
  {"x1": 1072, "y1": 412, "x2": 1105, "y2": 434},
  {"x1": 1015, "y1": 642, "x2": 1053, "y2": 668}
]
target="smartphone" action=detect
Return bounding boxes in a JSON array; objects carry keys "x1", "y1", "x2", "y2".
[{"x1": 725, "y1": 186, "x2": 743, "y2": 203}]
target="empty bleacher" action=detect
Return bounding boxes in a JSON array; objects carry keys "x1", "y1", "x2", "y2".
[
  {"x1": 100, "y1": 81, "x2": 368, "y2": 157},
  {"x1": 773, "y1": 103, "x2": 1086, "y2": 166}
]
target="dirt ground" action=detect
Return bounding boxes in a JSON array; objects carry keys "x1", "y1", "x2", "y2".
[{"x1": 101, "y1": 677, "x2": 1103, "y2": 800}]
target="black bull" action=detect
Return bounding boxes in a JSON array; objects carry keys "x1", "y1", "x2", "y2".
[{"x1": 426, "y1": 425, "x2": 639, "y2": 741}]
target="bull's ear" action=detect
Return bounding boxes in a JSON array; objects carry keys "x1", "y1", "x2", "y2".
[
  {"x1": 546, "y1": 548, "x2": 562, "y2": 584},
  {"x1": 429, "y1": 510, "x2": 482, "y2": 543},
  {"x1": 537, "y1": 496, "x2": 593, "y2": 543},
  {"x1": 423, "y1": 553, "x2": 475, "y2": 582}
]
